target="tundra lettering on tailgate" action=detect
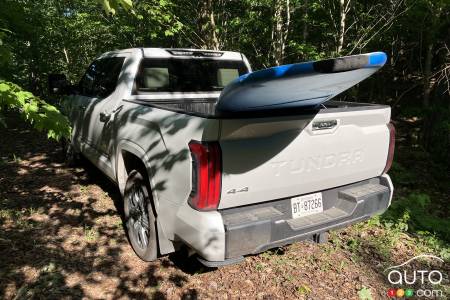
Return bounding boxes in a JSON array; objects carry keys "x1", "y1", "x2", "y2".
[{"x1": 270, "y1": 149, "x2": 364, "y2": 176}]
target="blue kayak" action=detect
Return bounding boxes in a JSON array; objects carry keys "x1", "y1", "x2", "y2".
[{"x1": 216, "y1": 52, "x2": 387, "y2": 113}]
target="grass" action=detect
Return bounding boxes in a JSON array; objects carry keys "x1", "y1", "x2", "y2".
[
  {"x1": 340, "y1": 208, "x2": 448, "y2": 265},
  {"x1": 0, "y1": 157, "x2": 7, "y2": 167},
  {"x1": 385, "y1": 155, "x2": 449, "y2": 259},
  {"x1": 14, "y1": 263, "x2": 70, "y2": 299},
  {"x1": 115, "y1": 219, "x2": 123, "y2": 229},
  {"x1": 79, "y1": 185, "x2": 89, "y2": 194},
  {"x1": 12, "y1": 153, "x2": 21, "y2": 164},
  {"x1": 0, "y1": 207, "x2": 38, "y2": 229},
  {"x1": 0, "y1": 208, "x2": 17, "y2": 220},
  {"x1": 357, "y1": 286, "x2": 373, "y2": 300},
  {"x1": 254, "y1": 262, "x2": 264, "y2": 272},
  {"x1": 338, "y1": 260, "x2": 347, "y2": 271},
  {"x1": 84, "y1": 226, "x2": 98, "y2": 242},
  {"x1": 297, "y1": 284, "x2": 312, "y2": 296}
]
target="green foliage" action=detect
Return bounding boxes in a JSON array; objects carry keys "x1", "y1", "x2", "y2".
[
  {"x1": 358, "y1": 286, "x2": 373, "y2": 300},
  {"x1": 341, "y1": 148, "x2": 449, "y2": 262},
  {"x1": 388, "y1": 156, "x2": 416, "y2": 182},
  {"x1": 0, "y1": 28, "x2": 11, "y2": 68},
  {"x1": 99, "y1": 0, "x2": 133, "y2": 15},
  {"x1": 380, "y1": 192, "x2": 450, "y2": 258},
  {"x1": 287, "y1": 41, "x2": 325, "y2": 61},
  {"x1": 0, "y1": 81, "x2": 71, "y2": 141},
  {"x1": 423, "y1": 107, "x2": 450, "y2": 167}
]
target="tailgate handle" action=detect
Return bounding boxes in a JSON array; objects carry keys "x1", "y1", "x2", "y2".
[{"x1": 312, "y1": 120, "x2": 338, "y2": 131}]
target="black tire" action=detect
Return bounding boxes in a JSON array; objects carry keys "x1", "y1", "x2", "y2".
[
  {"x1": 63, "y1": 139, "x2": 81, "y2": 166},
  {"x1": 124, "y1": 170, "x2": 158, "y2": 261}
]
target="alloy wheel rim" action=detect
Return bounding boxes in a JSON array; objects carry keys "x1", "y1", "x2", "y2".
[{"x1": 127, "y1": 184, "x2": 150, "y2": 249}]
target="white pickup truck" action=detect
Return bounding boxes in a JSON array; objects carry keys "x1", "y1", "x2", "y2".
[{"x1": 53, "y1": 48, "x2": 395, "y2": 266}]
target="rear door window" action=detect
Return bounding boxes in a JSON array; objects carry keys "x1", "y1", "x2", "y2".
[
  {"x1": 135, "y1": 59, "x2": 248, "y2": 93},
  {"x1": 79, "y1": 57, "x2": 125, "y2": 98}
]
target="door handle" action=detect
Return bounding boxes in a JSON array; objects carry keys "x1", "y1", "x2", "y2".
[
  {"x1": 112, "y1": 105, "x2": 123, "y2": 114},
  {"x1": 100, "y1": 105, "x2": 123, "y2": 122},
  {"x1": 99, "y1": 112, "x2": 111, "y2": 122},
  {"x1": 99, "y1": 106, "x2": 122, "y2": 123}
]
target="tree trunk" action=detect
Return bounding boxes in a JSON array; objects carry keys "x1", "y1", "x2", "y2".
[
  {"x1": 63, "y1": 47, "x2": 70, "y2": 64},
  {"x1": 302, "y1": 0, "x2": 309, "y2": 42},
  {"x1": 272, "y1": 0, "x2": 290, "y2": 65},
  {"x1": 273, "y1": 0, "x2": 283, "y2": 65},
  {"x1": 337, "y1": 0, "x2": 350, "y2": 54},
  {"x1": 423, "y1": 42, "x2": 433, "y2": 107},
  {"x1": 199, "y1": 0, "x2": 219, "y2": 50}
]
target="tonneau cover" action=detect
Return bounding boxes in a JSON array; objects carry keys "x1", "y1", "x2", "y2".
[{"x1": 216, "y1": 52, "x2": 387, "y2": 113}]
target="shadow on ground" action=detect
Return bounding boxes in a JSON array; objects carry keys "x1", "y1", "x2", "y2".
[{"x1": 0, "y1": 116, "x2": 205, "y2": 299}]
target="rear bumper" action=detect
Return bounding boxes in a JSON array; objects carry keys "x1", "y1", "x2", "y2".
[
  {"x1": 174, "y1": 174, "x2": 393, "y2": 263},
  {"x1": 222, "y1": 175, "x2": 393, "y2": 259}
]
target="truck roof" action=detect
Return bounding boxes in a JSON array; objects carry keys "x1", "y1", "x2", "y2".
[{"x1": 98, "y1": 48, "x2": 244, "y2": 61}]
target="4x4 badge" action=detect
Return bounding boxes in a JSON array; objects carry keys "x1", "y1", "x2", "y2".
[{"x1": 227, "y1": 187, "x2": 249, "y2": 194}]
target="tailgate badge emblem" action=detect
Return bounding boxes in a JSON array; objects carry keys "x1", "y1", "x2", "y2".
[
  {"x1": 227, "y1": 187, "x2": 249, "y2": 194},
  {"x1": 312, "y1": 120, "x2": 338, "y2": 130}
]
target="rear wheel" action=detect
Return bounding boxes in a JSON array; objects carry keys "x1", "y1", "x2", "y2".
[{"x1": 124, "y1": 170, "x2": 158, "y2": 261}]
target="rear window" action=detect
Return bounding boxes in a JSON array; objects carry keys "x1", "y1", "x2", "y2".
[{"x1": 135, "y1": 58, "x2": 248, "y2": 93}]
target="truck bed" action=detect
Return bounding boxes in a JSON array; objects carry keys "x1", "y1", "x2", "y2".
[{"x1": 124, "y1": 98, "x2": 388, "y2": 119}]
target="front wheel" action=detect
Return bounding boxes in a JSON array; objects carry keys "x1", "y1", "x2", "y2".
[
  {"x1": 124, "y1": 170, "x2": 158, "y2": 261},
  {"x1": 62, "y1": 139, "x2": 81, "y2": 166}
]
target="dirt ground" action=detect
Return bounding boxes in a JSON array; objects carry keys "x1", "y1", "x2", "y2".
[{"x1": 0, "y1": 118, "x2": 445, "y2": 300}]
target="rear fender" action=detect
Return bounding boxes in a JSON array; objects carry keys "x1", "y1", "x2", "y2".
[{"x1": 116, "y1": 140, "x2": 176, "y2": 255}]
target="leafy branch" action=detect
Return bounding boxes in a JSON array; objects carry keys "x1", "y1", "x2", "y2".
[
  {"x1": 0, "y1": 80, "x2": 71, "y2": 141},
  {"x1": 98, "y1": 0, "x2": 133, "y2": 15}
]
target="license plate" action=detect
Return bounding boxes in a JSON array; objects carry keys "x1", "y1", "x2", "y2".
[{"x1": 291, "y1": 192, "x2": 323, "y2": 219}]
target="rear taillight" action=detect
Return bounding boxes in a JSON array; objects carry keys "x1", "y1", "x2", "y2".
[
  {"x1": 188, "y1": 141, "x2": 222, "y2": 211},
  {"x1": 383, "y1": 122, "x2": 395, "y2": 174}
]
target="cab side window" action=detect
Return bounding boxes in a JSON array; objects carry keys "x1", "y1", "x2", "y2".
[
  {"x1": 79, "y1": 60, "x2": 99, "y2": 97},
  {"x1": 79, "y1": 57, "x2": 125, "y2": 98}
]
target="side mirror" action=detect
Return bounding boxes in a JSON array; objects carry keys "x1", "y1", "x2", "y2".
[{"x1": 48, "y1": 74, "x2": 70, "y2": 95}]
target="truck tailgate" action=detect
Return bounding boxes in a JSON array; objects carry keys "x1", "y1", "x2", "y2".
[{"x1": 218, "y1": 103, "x2": 391, "y2": 209}]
